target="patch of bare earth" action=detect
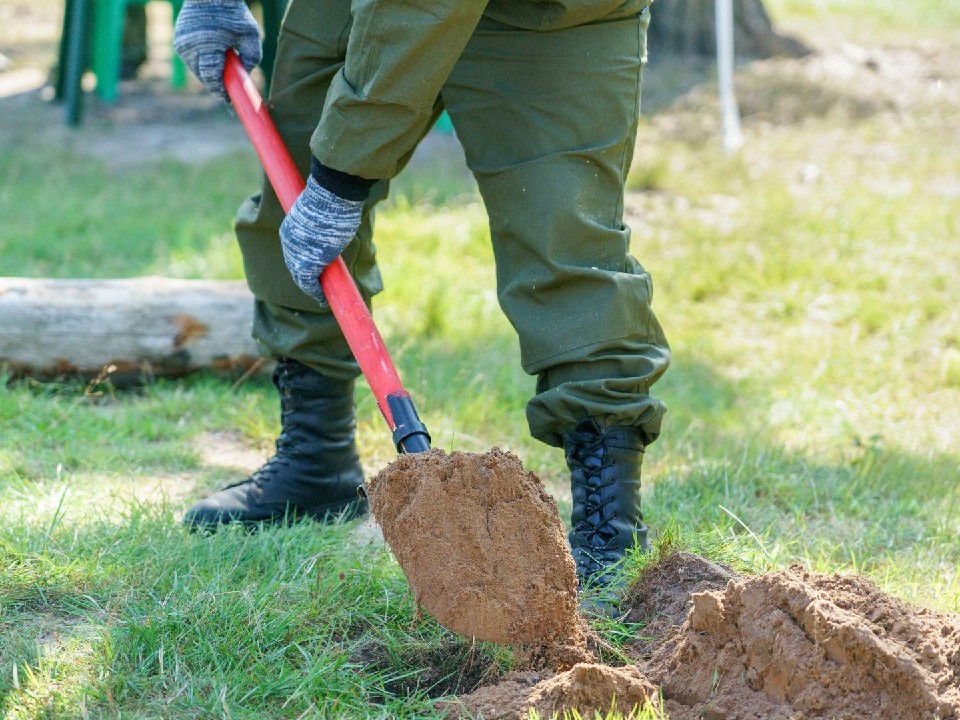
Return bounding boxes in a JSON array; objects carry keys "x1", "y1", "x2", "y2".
[
  {"x1": 82, "y1": 431, "x2": 264, "y2": 509},
  {"x1": 631, "y1": 40, "x2": 960, "y2": 241},
  {"x1": 196, "y1": 430, "x2": 268, "y2": 472},
  {"x1": 645, "y1": 39, "x2": 959, "y2": 145}
]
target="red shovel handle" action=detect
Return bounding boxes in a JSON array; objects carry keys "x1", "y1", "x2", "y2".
[{"x1": 223, "y1": 51, "x2": 429, "y2": 453}]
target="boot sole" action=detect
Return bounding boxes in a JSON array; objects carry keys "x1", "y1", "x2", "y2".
[{"x1": 186, "y1": 496, "x2": 368, "y2": 532}]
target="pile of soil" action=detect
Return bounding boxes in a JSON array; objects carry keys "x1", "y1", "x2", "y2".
[
  {"x1": 451, "y1": 552, "x2": 960, "y2": 720},
  {"x1": 365, "y1": 448, "x2": 580, "y2": 644},
  {"x1": 650, "y1": 564, "x2": 960, "y2": 720}
]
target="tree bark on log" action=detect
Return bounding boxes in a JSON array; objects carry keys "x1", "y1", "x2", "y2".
[
  {"x1": 0, "y1": 277, "x2": 267, "y2": 382},
  {"x1": 648, "y1": 0, "x2": 810, "y2": 59}
]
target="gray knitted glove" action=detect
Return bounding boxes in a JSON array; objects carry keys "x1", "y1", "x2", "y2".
[
  {"x1": 280, "y1": 176, "x2": 363, "y2": 304},
  {"x1": 173, "y1": 0, "x2": 262, "y2": 100}
]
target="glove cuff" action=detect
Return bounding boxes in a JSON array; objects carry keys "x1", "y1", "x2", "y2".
[{"x1": 310, "y1": 157, "x2": 377, "y2": 203}]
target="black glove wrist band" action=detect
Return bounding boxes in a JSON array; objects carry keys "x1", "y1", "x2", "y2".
[{"x1": 310, "y1": 157, "x2": 377, "y2": 202}]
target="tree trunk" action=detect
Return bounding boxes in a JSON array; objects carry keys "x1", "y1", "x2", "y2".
[
  {"x1": 0, "y1": 277, "x2": 268, "y2": 383},
  {"x1": 648, "y1": 0, "x2": 810, "y2": 59}
]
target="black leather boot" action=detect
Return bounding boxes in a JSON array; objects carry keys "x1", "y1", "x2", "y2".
[
  {"x1": 563, "y1": 418, "x2": 649, "y2": 589},
  {"x1": 183, "y1": 358, "x2": 367, "y2": 530}
]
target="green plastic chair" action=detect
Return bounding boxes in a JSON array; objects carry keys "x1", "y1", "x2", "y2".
[
  {"x1": 55, "y1": 0, "x2": 186, "y2": 124},
  {"x1": 91, "y1": 0, "x2": 187, "y2": 103},
  {"x1": 55, "y1": 0, "x2": 288, "y2": 126}
]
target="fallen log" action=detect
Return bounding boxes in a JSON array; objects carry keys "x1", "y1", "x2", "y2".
[{"x1": 0, "y1": 277, "x2": 267, "y2": 382}]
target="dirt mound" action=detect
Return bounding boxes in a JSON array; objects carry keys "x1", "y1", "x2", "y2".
[
  {"x1": 448, "y1": 554, "x2": 960, "y2": 719},
  {"x1": 451, "y1": 663, "x2": 661, "y2": 720},
  {"x1": 647, "y1": 564, "x2": 960, "y2": 720},
  {"x1": 365, "y1": 448, "x2": 579, "y2": 644}
]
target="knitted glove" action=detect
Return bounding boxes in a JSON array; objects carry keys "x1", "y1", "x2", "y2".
[
  {"x1": 280, "y1": 176, "x2": 364, "y2": 304},
  {"x1": 173, "y1": 0, "x2": 262, "y2": 100}
]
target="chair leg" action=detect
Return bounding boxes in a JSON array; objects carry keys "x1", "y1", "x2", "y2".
[
  {"x1": 63, "y1": 0, "x2": 90, "y2": 126},
  {"x1": 55, "y1": 0, "x2": 74, "y2": 101},
  {"x1": 93, "y1": 0, "x2": 126, "y2": 103}
]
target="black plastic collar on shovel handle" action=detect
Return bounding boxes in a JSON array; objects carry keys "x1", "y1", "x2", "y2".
[{"x1": 223, "y1": 51, "x2": 430, "y2": 454}]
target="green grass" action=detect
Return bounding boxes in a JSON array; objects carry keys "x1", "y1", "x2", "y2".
[
  {"x1": 0, "y1": 148, "x2": 256, "y2": 279},
  {"x1": 2, "y1": 2, "x2": 960, "y2": 718},
  {"x1": 1, "y1": 508, "x2": 478, "y2": 718}
]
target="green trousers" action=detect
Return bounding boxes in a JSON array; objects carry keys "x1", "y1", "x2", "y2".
[{"x1": 236, "y1": 0, "x2": 670, "y2": 448}]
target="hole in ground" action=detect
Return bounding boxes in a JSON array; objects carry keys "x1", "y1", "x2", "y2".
[{"x1": 353, "y1": 637, "x2": 503, "y2": 701}]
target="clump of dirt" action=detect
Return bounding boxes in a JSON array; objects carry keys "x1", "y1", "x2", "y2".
[
  {"x1": 365, "y1": 448, "x2": 579, "y2": 645},
  {"x1": 513, "y1": 618, "x2": 597, "y2": 672},
  {"x1": 450, "y1": 663, "x2": 661, "y2": 720},
  {"x1": 449, "y1": 553, "x2": 960, "y2": 720},
  {"x1": 625, "y1": 550, "x2": 736, "y2": 656}
]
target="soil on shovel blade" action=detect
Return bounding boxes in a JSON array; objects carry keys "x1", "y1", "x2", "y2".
[
  {"x1": 448, "y1": 552, "x2": 960, "y2": 720},
  {"x1": 365, "y1": 447, "x2": 580, "y2": 644}
]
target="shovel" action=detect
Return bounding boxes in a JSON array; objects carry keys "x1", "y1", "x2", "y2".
[{"x1": 222, "y1": 51, "x2": 579, "y2": 644}]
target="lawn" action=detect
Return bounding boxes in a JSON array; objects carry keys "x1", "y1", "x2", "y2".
[{"x1": 1, "y1": 0, "x2": 958, "y2": 717}]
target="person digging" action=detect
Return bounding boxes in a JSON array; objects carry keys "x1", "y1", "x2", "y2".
[{"x1": 173, "y1": 0, "x2": 671, "y2": 609}]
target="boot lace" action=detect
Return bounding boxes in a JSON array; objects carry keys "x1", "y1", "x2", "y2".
[
  {"x1": 222, "y1": 395, "x2": 295, "y2": 490},
  {"x1": 567, "y1": 430, "x2": 622, "y2": 575}
]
